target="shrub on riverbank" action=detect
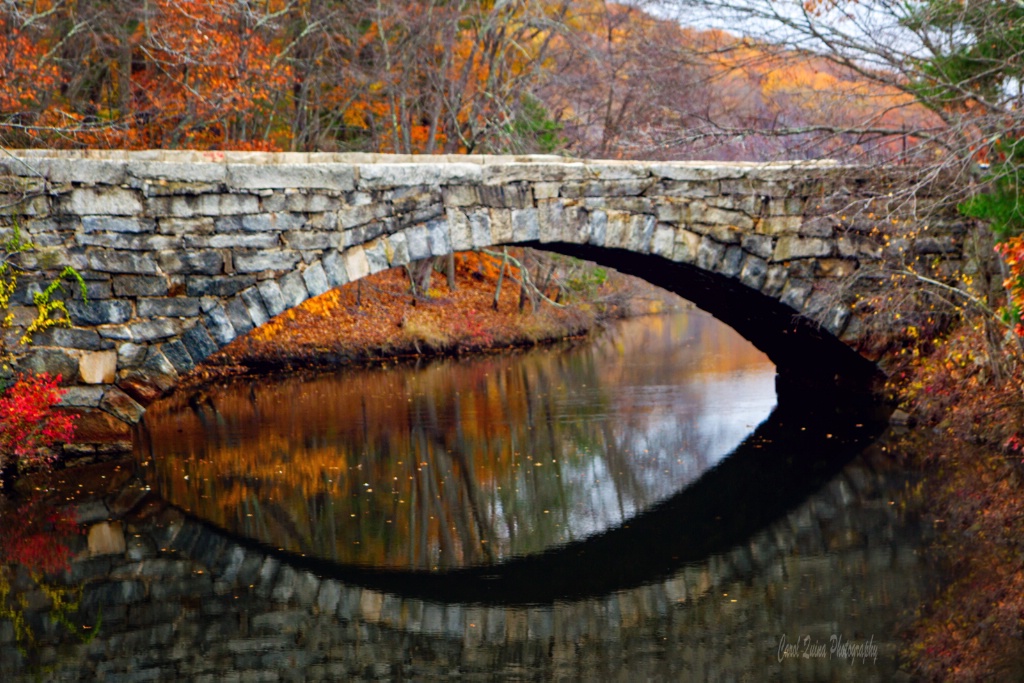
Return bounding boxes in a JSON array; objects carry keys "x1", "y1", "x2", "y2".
[{"x1": 896, "y1": 323, "x2": 1024, "y2": 681}]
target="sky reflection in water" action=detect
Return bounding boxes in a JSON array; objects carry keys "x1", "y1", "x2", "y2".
[{"x1": 137, "y1": 310, "x2": 777, "y2": 570}]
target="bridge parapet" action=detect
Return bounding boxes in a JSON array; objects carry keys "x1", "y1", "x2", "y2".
[{"x1": 0, "y1": 151, "x2": 969, "y2": 451}]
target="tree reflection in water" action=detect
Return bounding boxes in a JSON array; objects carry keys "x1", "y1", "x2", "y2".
[{"x1": 136, "y1": 311, "x2": 777, "y2": 570}]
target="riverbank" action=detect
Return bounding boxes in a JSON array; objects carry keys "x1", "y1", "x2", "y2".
[
  {"x1": 894, "y1": 323, "x2": 1024, "y2": 681},
  {"x1": 184, "y1": 250, "x2": 686, "y2": 388}
]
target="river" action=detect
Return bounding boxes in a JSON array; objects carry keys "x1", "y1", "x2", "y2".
[{"x1": 1, "y1": 310, "x2": 935, "y2": 681}]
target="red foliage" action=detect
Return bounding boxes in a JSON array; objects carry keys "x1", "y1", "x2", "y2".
[
  {"x1": 0, "y1": 373, "x2": 77, "y2": 472},
  {"x1": 0, "y1": 496, "x2": 79, "y2": 574}
]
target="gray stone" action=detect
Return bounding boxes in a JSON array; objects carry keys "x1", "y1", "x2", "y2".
[
  {"x1": 113, "y1": 275, "x2": 169, "y2": 297},
  {"x1": 321, "y1": 251, "x2": 349, "y2": 288},
  {"x1": 302, "y1": 262, "x2": 330, "y2": 296},
  {"x1": 741, "y1": 233, "x2": 774, "y2": 260},
  {"x1": 469, "y1": 211, "x2": 492, "y2": 248},
  {"x1": 241, "y1": 212, "x2": 306, "y2": 232},
  {"x1": 88, "y1": 251, "x2": 159, "y2": 274},
  {"x1": 388, "y1": 232, "x2": 410, "y2": 267},
  {"x1": 60, "y1": 386, "x2": 106, "y2": 407},
  {"x1": 512, "y1": 208, "x2": 540, "y2": 242},
  {"x1": 257, "y1": 281, "x2": 287, "y2": 317},
  {"x1": 780, "y1": 279, "x2": 813, "y2": 311},
  {"x1": 184, "y1": 233, "x2": 280, "y2": 249},
  {"x1": 228, "y1": 163, "x2": 356, "y2": 191},
  {"x1": 224, "y1": 297, "x2": 255, "y2": 336},
  {"x1": 100, "y1": 386, "x2": 145, "y2": 423},
  {"x1": 182, "y1": 323, "x2": 219, "y2": 362},
  {"x1": 426, "y1": 218, "x2": 451, "y2": 256},
  {"x1": 69, "y1": 188, "x2": 142, "y2": 215},
  {"x1": 69, "y1": 299, "x2": 133, "y2": 325},
  {"x1": 234, "y1": 250, "x2": 301, "y2": 273},
  {"x1": 696, "y1": 237, "x2": 726, "y2": 271},
  {"x1": 364, "y1": 240, "x2": 390, "y2": 273},
  {"x1": 279, "y1": 271, "x2": 309, "y2": 309},
  {"x1": 137, "y1": 297, "x2": 201, "y2": 318},
  {"x1": 719, "y1": 245, "x2": 745, "y2": 277},
  {"x1": 739, "y1": 255, "x2": 769, "y2": 290},
  {"x1": 772, "y1": 236, "x2": 833, "y2": 261},
  {"x1": 162, "y1": 340, "x2": 195, "y2": 373},
  {"x1": 35, "y1": 327, "x2": 103, "y2": 350},
  {"x1": 128, "y1": 318, "x2": 183, "y2": 342},
  {"x1": 158, "y1": 250, "x2": 224, "y2": 275},
  {"x1": 283, "y1": 231, "x2": 332, "y2": 250},
  {"x1": 404, "y1": 225, "x2": 431, "y2": 261},
  {"x1": 186, "y1": 276, "x2": 257, "y2": 297},
  {"x1": 241, "y1": 286, "x2": 272, "y2": 327},
  {"x1": 117, "y1": 342, "x2": 149, "y2": 367},
  {"x1": 82, "y1": 216, "x2": 154, "y2": 234},
  {"x1": 203, "y1": 305, "x2": 235, "y2": 348}
]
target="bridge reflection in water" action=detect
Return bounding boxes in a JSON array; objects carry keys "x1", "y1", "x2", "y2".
[
  {"x1": 1, "y1": 313, "x2": 933, "y2": 680},
  {"x1": 1, "y1": 441, "x2": 929, "y2": 681}
]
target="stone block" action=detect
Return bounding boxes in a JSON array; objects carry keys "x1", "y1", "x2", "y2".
[
  {"x1": 69, "y1": 299, "x2": 133, "y2": 325},
  {"x1": 780, "y1": 279, "x2": 812, "y2": 311},
  {"x1": 757, "y1": 216, "x2": 804, "y2": 236},
  {"x1": 79, "y1": 350, "x2": 117, "y2": 384},
  {"x1": 279, "y1": 271, "x2": 309, "y2": 309},
  {"x1": 588, "y1": 210, "x2": 608, "y2": 247},
  {"x1": 234, "y1": 250, "x2": 301, "y2": 273},
  {"x1": 426, "y1": 218, "x2": 451, "y2": 256},
  {"x1": 321, "y1": 251, "x2": 349, "y2": 288},
  {"x1": 88, "y1": 251, "x2": 159, "y2": 275},
  {"x1": 358, "y1": 162, "x2": 481, "y2": 190},
  {"x1": 283, "y1": 231, "x2": 332, "y2": 250},
  {"x1": 404, "y1": 225, "x2": 431, "y2": 261},
  {"x1": 100, "y1": 386, "x2": 145, "y2": 424},
  {"x1": 158, "y1": 250, "x2": 224, "y2": 275},
  {"x1": 137, "y1": 297, "x2": 201, "y2": 318},
  {"x1": 446, "y1": 208, "x2": 472, "y2": 251},
  {"x1": 364, "y1": 239, "x2": 390, "y2": 274},
  {"x1": 651, "y1": 223, "x2": 675, "y2": 259},
  {"x1": 158, "y1": 216, "x2": 216, "y2": 235},
  {"x1": 68, "y1": 188, "x2": 142, "y2": 215},
  {"x1": 224, "y1": 297, "x2": 255, "y2": 336},
  {"x1": 82, "y1": 216, "x2": 154, "y2": 234},
  {"x1": 186, "y1": 276, "x2": 257, "y2": 298},
  {"x1": 113, "y1": 275, "x2": 169, "y2": 297},
  {"x1": 257, "y1": 281, "x2": 287, "y2": 317},
  {"x1": 241, "y1": 286, "x2": 271, "y2": 327},
  {"x1": 184, "y1": 233, "x2": 280, "y2": 249},
  {"x1": 486, "y1": 208, "x2": 512, "y2": 245},
  {"x1": 128, "y1": 318, "x2": 183, "y2": 342},
  {"x1": 59, "y1": 386, "x2": 106, "y2": 408},
  {"x1": 772, "y1": 236, "x2": 833, "y2": 261},
  {"x1": 302, "y1": 261, "x2": 330, "y2": 296},
  {"x1": 740, "y1": 234, "x2": 774, "y2": 260},
  {"x1": 673, "y1": 229, "x2": 702, "y2": 264},
  {"x1": 34, "y1": 327, "x2": 103, "y2": 350},
  {"x1": 469, "y1": 211, "x2": 492, "y2": 248},
  {"x1": 343, "y1": 246, "x2": 371, "y2": 281},
  {"x1": 182, "y1": 323, "x2": 218, "y2": 362},
  {"x1": 161, "y1": 340, "x2": 195, "y2": 374},
  {"x1": 387, "y1": 232, "x2": 410, "y2": 267},
  {"x1": 228, "y1": 163, "x2": 356, "y2": 191},
  {"x1": 442, "y1": 184, "x2": 479, "y2": 207},
  {"x1": 696, "y1": 236, "x2": 726, "y2": 271},
  {"x1": 629, "y1": 214, "x2": 656, "y2": 253},
  {"x1": 205, "y1": 305, "x2": 237, "y2": 346},
  {"x1": 88, "y1": 521, "x2": 126, "y2": 557},
  {"x1": 719, "y1": 245, "x2": 745, "y2": 277}
]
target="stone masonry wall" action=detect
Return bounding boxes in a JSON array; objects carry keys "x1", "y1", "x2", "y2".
[{"x1": 0, "y1": 150, "x2": 969, "y2": 452}]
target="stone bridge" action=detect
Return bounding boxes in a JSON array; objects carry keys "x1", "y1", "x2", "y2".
[{"x1": 0, "y1": 150, "x2": 969, "y2": 449}]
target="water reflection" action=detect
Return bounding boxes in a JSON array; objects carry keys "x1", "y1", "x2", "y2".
[{"x1": 136, "y1": 312, "x2": 777, "y2": 570}]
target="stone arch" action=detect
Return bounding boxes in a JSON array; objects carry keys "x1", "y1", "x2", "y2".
[{"x1": 0, "y1": 151, "x2": 967, "y2": 445}]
